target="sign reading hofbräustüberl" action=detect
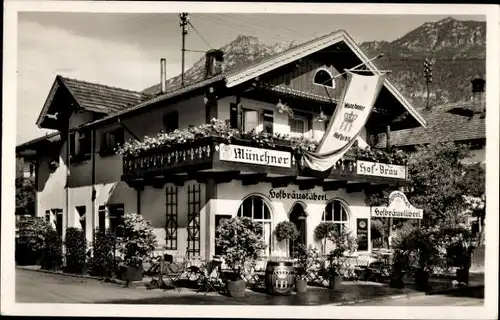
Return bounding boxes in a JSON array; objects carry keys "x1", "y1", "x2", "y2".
[
  {"x1": 371, "y1": 191, "x2": 423, "y2": 219},
  {"x1": 218, "y1": 144, "x2": 292, "y2": 168}
]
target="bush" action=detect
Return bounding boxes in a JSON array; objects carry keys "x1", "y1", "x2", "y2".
[
  {"x1": 116, "y1": 213, "x2": 157, "y2": 268},
  {"x1": 313, "y1": 222, "x2": 337, "y2": 254},
  {"x1": 325, "y1": 228, "x2": 357, "y2": 275},
  {"x1": 41, "y1": 228, "x2": 63, "y2": 271},
  {"x1": 90, "y1": 229, "x2": 117, "y2": 277},
  {"x1": 16, "y1": 217, "x2": 51, "y2": 265},
  {"x1": 64, "y1": 227, "x2": 87, "y2": 274},
  {"x1": 216, "y1": 217, "x2": 267, "y2": 280}
]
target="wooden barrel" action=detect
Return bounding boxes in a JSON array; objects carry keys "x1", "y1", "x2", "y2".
[{"x1": 265, "y1": 260, "x2": 295, "y2": 295}]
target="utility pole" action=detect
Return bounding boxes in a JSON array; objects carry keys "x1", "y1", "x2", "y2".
[
  {"x1": 424, "y1": 58, "x2": 433, "y2": 110},
  {"x1": 180, "y1": 13, "x2": 189, "y2": 88}
]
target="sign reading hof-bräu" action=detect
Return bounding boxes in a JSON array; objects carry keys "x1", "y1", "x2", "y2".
[
  {"x1": 371, "y1": 191, "x2": 423, "y2": 219},
  {"x1": 357, "y1": 160, "x2": 406, "y2": 180},
  {"x1": 219, "y1": 144, "x2": 292, "y2": 168}
]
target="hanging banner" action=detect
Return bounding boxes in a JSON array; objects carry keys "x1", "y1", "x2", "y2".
[
  {"x1": 302, "y1": 71, "x2": 386, "y2": 172},
  {"x1": 371, "y1": 191, "x2": 424, "y2": 219}
]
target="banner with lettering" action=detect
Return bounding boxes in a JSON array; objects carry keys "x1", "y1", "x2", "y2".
[{"x1": 303, "y1": 71, "x2": 386, "y2": 172}]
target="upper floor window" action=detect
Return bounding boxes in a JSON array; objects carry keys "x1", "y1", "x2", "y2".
[
  {"x1": 70, "y1": 130, "x2": 91, "y2": 162},
  {"x1": 242, "y1": 109, "x2": 260, "y2": 133},
  {"x1": 289, "y1": 115, "x2": 308, "y2": 138},
  {"x1": 313, "y1": 68, "x2": 335, "y2": 88},
  {"x1": 100, "y1": 128, "x2": 124, "y2": 157},
  {"x1": 163, "y1": 111, "x2": 179, "y2": 133}
]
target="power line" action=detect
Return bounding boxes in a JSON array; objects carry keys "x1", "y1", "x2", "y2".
[{"x1": 187, "y1": 21, "x2": 212, "y2": 50}]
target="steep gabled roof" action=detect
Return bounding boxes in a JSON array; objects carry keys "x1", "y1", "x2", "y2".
[
  {"x1": 375, "y1": 99, "x2": 486, "y2": 148},
  {"x1": 36, "y1": 76, "x2": 153, "y2": 127},
  {"x1": 75, "y1": 29, "x2": 426, "y2": 132}
]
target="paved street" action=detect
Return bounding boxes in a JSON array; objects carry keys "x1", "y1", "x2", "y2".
[
  {"x1": 358, "y1": 287, "x2": 484, "y2": 306},
  {"x1": 16, "y1": 268, "x2": 484, "y2": 306},
  {"x1": 16, "y1": 268, "x2": 185, "y2": 303}
]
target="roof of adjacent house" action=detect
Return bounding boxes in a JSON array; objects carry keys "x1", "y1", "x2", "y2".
[
  {"x1": 375, "y1": 99, "x2": 486, "y2": 148},
  {"x1": 60, "y1": 76, "x2": 153, "y2": 114},
  {"x1": 35, "y1": 76, "x2": 153, "y2": 127}
]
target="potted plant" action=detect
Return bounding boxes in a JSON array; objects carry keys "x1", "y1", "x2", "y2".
[
  {"x1": 215, "y1": 217, "x2": 267, "y2": 297},
  {"x1": 325, "y1": 227, "x2": 357, "y2": 291},
  {"x1": 292, "y1": 243, "x2": 318, "y2": 293},
  {"x1": 115, "y1": 213, "x2": 157, "y2": 286},
  {"x1": 274, "y1": 221, "x2": 299, "y2": 257},
  {"x1": 313, "y1": 222, "x2": 336, "y2": 255}
]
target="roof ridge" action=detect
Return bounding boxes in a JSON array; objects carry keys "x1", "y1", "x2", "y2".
[{"x1": 58, "y1": 75, "x2": 148, "y2": 96}]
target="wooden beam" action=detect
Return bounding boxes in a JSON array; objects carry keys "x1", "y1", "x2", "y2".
[
  {"x1": 164, "y1": 174, "x2": 186, "y2": 187},
  {"x1": 267, "y1": 176, "x2": 297, "y2": 188},
  {"x1": 322, "y1": 181, "x2": 347, "y2": 191},
  {"x1": 298, "y1": 178, "x2": 324, "y2": 190},
  {"x1": 346, "y1": 183, "x2": 370, "y2": 193},
  {"x1": 194, "y1": 170, "x2": 240, "y2": 184},
  {"x1": 240, "y1": 173, "x2": 268, "y2": 186}
]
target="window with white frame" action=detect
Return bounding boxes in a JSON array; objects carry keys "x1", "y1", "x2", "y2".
[
  {"x1": 322, "y1": 199, "x2": 349, "y2": 232},
  {"x1": 313, "y1": 68, "x2": 335, "y2": 88},
  {"x1": 289, "y1": 115, "x2": 308, "y2": 138},
  {"x1": 242, "y1": 109, "x2": 260, "y2": 133},
  {"x1": 237, "y1": 196, "x2": 272, "y2": 255}
]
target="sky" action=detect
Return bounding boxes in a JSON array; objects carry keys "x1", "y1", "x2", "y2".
[{"x1": 16, "y1": 12, "x2": 486, "y2": 144}]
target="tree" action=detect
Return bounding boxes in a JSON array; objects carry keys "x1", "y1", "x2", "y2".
[
  {"x1": 366, "y1": 142, "x2": 483, "y2": 231},
  {"x1": 15, "y1": 177, "x2": 36, "y2": 216}
]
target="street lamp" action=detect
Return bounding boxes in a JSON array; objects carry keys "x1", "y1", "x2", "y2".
[{"x1": 424, "y1": 58, "x2": 433, "y2": 109}]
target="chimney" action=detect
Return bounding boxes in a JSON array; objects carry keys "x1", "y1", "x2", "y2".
[
  {"x1": 204, "y1": 49, "x2": 224, "y2": 79},
  {"x1": 160, "y1": 58, "x2": 167, "y2": 94},
  {"x1": 471, "y1": 75, "x2": 485, "y2": 116}
]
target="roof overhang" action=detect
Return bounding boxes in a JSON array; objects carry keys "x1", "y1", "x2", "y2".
[{"x1": 225, "y1": 30, "x2": 427, "y2": 129}]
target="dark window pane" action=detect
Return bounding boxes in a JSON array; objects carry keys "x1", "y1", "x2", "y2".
[{"x1": 253, "y1": 198, "x2": 263, "y2": 220}]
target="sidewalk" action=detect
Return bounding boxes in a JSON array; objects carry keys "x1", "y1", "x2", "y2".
[{"x1": 16, "y1": 265, "x2": 484, "y2": 306}]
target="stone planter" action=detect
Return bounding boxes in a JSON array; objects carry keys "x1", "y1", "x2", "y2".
[
  {"x1": 390, "y1": 271, "x2": 405, "y2": 289},
  {"x1": 414, "y1": 269, "x2": 429, "y2": 291},
  {"x1": 227, "y1": 279, "x2": 246, "y2": 297},
  {"x1": 124, "y1": 265, "x2": 144, "y2": 282},
  {"x1": 456, "y1": 268, "x2": 469, "y2": 285},
  {"x1": 295, "y1": 278, "x2": 307, "y2": 293},
  {"x1": 329, "y1": 274, "x2": 343, "y2": 291}
]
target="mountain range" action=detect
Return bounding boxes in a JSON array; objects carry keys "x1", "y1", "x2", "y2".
[{"x1": 143, "y1": 17, "x2": 486, "y2": 109}]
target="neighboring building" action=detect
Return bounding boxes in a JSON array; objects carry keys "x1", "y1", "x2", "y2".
[
  {"x1": 16, "y1": 30, "x2": 427, "y2": 260},
  {"x1": 375, "y1": 78, "x2": 486, "y2": 165}
]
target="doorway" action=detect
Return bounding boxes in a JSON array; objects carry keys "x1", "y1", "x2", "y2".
[{"x1": 289, "y1": 203, "x2": 307, "y2": 256}]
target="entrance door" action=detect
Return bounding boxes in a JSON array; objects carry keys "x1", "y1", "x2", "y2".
[{"x1": 289, "y1": 203, "x2": 307, "y2": 256}]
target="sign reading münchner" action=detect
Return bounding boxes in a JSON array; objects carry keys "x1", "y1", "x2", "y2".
[
  {"x1": 356, "y1": 160, "x2": 406, "y2": 180},
  {"x1": 219, "y1": 144, "x2": 292, "y2": 168}
]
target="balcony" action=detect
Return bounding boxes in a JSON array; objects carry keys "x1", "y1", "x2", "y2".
[{"x1": 121, "y1": 136, "x2": 408, "y2": 188}]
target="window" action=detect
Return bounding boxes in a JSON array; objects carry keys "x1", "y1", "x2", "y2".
[
  {"x1": 76, "y1": 206, "x2": 86, "y2": 234},
  {"x1": 322, "y1": 200, "x2": 349, "y2": 232},
  {"x1": 108, "y1": 204, "x2": 125, "y2": 236},
  {"x1": 238, "y1": 196, "x2": 272, "y2": 255},
  {"x1": 163, "y1": 111, "x2": 179, "y2": 133},
  {"x1": 313, "y1": 68, "x2": 335, "y2": 88},
  {"x1": 52, "y1": 209, "x2": 63, "y2": 238},
  {"x1": 289, "y1": 116, "x2": 308, "y2": 138},
  {"x1": 70, "y1": 130, "x2": 91, "y2": 162},
  {"x1": 100, "y1": 128, "x2": 124, "y2": 156},
  {"x1": 98, "y1": 205, "x2": 106, "y2": 233},
  {"x1": 187, "y1": 185, "x2": 201, "y2": 258},
  {"x1": 165, "y1": 186, "x2": 178, "y2": 250},
  {"x1": 242, "y1": 109, "x2": 260, "y2": 133},
  {"x1": 229, "y1": 103, "x2": 240, "y2": 129},
  {"x1": 263, "y1": 110, "x2": 274, "y2": 134}
]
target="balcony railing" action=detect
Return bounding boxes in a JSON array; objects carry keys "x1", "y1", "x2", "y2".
[{"x1": 122, "y1": 136, "x2": 407, "y2": 185}]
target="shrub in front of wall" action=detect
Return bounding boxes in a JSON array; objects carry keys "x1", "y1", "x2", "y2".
[
  {"x1": 16, "y1": 217, "x2": 51, "y2": 265},
  {"x1": 89, "y1": 229, "x2": 117, "y2": 277},
  {"x1": 64, "y1": 227, "x2": 87, "y2": 274},
  {"x1": 41, "y1": 228, "x2": 63, "y2": 271}
]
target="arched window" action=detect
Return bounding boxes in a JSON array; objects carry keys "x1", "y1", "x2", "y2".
[
  {"x1": 313, "y1": 68, "x2": 335, "y2": 88},
  {"x1": 238, "y1": 195, "x2": 272, "y2": 255},
  {"x1": 322, "y1": 199, "x2": 349, "y2": 232}
]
